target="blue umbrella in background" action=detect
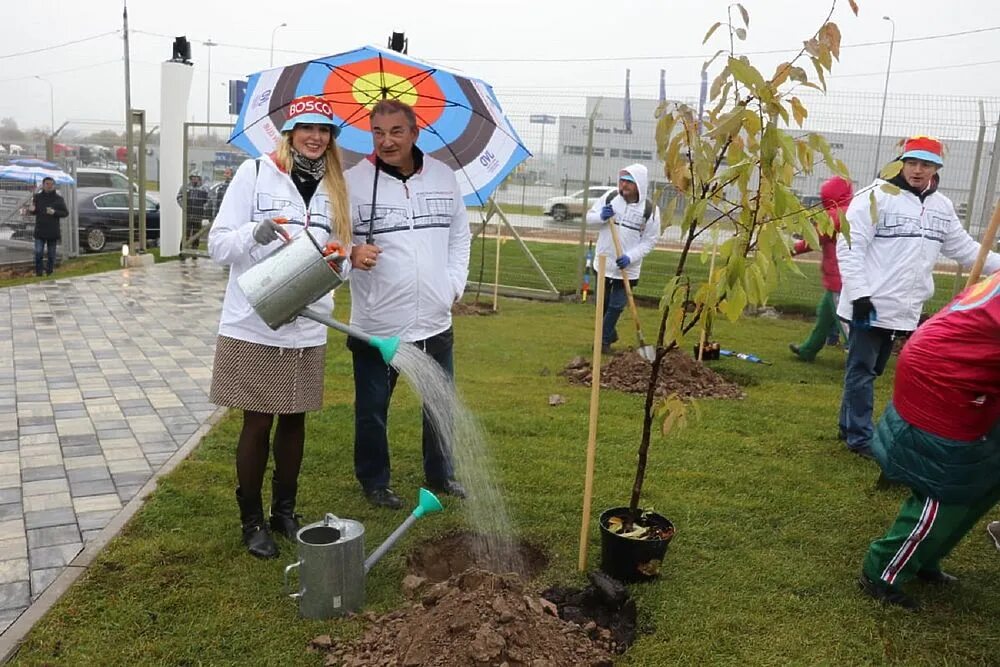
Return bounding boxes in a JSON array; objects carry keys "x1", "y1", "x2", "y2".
[
  {"x1": 0, "y1": 164, "x2": 75, "y2": 185},
  {"x1": 229, "y1": 45, "x2": 530, "y2": 208},
  {"x1": 8, "y1": 158, "x2": 59, "y2": 169}
]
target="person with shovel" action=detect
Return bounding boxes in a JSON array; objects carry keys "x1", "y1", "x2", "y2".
[
  {"x1": 344, "y1": 99, "x2": 471, "y2": 510},
  {"x1": 858, "y1": 270, "x2": 1000, "y2": 610},
  {"x1": 836, "y1": 135, "x2": 1000, "y2": 459},
  {"x1": 585, "y1": 164, "x2": 661, "y2": 355},
  {"x1": 208, "y1": 95, "x2": 352, "y2": 559}
]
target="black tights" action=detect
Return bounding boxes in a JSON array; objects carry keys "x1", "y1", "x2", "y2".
[{"x1": 236, "y1": 410, "x2": 306, "y2": 498}]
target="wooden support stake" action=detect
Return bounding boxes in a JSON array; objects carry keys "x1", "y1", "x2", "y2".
[
  {"x1": 578, "y1": 255, "x2": 607, "y2": 572},
  {"x1": 965, "y1": 200, "x2": 1000, "y2": 289}
]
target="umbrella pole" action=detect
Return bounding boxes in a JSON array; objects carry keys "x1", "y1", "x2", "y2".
[
  {"x1": 964, "y1": 199, "x2": 1000, "y2": 289},
  {"x1": 578, "y1": 255, "x2": 607, "y2": 572},
  {"x1": 366, "y1": 161, "x2": 381, "y2": 245}
]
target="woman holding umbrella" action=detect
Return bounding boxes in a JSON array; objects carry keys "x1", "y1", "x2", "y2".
[{"x1": 208, "y1": 96, "x2": 351, "y2": 559}]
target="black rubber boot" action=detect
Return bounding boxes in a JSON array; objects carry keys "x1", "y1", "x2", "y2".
[
  {"x1": 269, "y1": 479, "x2": 301, "y2": 540},
  {"x1": 236, "y1": 488, "x2": 278, "y2": 559}
]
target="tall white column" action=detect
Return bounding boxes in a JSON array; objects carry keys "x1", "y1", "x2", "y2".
[{"x1": 159, "y1": 60, "x2": 194, "y2": 257}]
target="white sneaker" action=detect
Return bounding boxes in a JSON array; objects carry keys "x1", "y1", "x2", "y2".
[{"x1": 987, "y1": 521, "x2": 1000, "y2": 551}]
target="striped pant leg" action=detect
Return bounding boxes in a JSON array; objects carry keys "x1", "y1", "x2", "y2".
[
  {"x1": 920, "y1": 479, "x2": 1000, "y2": 572},
  {"x1": 862, "y1": 491, "x2": 968, "y2": 586}
]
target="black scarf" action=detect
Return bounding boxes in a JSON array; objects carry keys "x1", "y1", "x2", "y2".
[{"x1": 291, "y1": 149, "x2": 326, "y2": 180}]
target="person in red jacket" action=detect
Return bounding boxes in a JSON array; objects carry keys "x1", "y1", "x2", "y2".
[
  {"x1": 858, "y1": 270, "x2": 1000, "y2": 609},
  {"x1": 789, "y1": 176, "x2": 853, "y2": 361}
]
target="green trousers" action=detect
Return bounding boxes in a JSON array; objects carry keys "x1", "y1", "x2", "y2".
[
  {"x1": 863, "y1": 481, "x2": 1000, "y2": 586},
  {"x1": 795, "y1": 290, "x2": 839, "y2": 361}
]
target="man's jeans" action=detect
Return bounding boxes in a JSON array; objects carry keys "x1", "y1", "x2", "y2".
[
  {"x1": 602, "y1": 278, "x2": 637, "y2": 346},
  {"x1": 33, "y1": 238, "x2": 57, "y2": 276},
  {"x1": 349, "y1": 327, "x2": 455, "y2": 491},
  {"x1": 839, "y1": 325, "x2": 895, "y2": 450}
]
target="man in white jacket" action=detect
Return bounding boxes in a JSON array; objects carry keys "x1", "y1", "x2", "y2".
[
  {"x1": 345, "y1": 99, "x2": 471, "y2": 509},
  {"x1": 836, "y1": 135, "x2": 1000, "y2": 458},
  {"x1": 585, "y1": 164, "x2": 661, "y2": 353}
]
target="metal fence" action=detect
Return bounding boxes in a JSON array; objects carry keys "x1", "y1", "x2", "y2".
[{"x1": 5, "y1": 89, "x2": 997, "y2": 311}]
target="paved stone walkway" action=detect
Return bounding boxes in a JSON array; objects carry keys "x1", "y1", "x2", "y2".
[{"x1": 0, "y1": 260, "x2": 228, "y2": 633}]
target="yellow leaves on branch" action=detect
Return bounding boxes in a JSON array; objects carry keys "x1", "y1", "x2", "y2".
[{"x1": 790, "y1": 97, "x2": 808, "y2": 127}]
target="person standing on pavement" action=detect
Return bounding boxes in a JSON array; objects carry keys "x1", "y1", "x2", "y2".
[
  {"x1": 836, "y1": 135, "x2": 1000, "y2": 459},
  {"x1": 208, "y1": 95, "x2": 352, "y2": 558},
  {"x1": 584, "y1": 164, "x2": 661, "y2": 354},
  {"x1": 789, "y1": 175, "x2": 853, "y2": 362},
  {"x1": 345, "y1": 99, "x2": 471, "y2": 510},
  {"x1": 176, "y1": 173, "x2": 209, "y2": 249},
  {"x1": 858, "y1": 270, "x2": 1000, "y2": 610},
  {"x1": 27, "y1": 176, "x2": 68, "y2": 276}
]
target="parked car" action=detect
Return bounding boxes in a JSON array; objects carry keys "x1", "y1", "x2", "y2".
[
  {"x1": 76, "y1": 167, "x2": 134, "y2": 191},
  {"x1": 78, "y1": 187, "x2": 160, "y2": 253},
  {"x1": 544, "y1": 186, "x2": 616, "y2": 222}
]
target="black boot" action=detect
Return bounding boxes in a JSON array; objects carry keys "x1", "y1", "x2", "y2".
[
  {"x1": 269, "y1": 479, "x2": 302, "y2": 540},
  {"x1": 236, "y1": 488, "x2": 278, "y2": 559}
]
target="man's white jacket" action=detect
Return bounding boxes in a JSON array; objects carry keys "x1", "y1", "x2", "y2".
[
  {"x1": 837, "y1": 178, "x2": 1000, "y2": 331},
  {"x1": 585, "y1": 163, "x2": 661, "y2": 281},
  {"x1": 208, "y1": 156, "x2": 348, "y2": 348},
  {"x1": 346, "y1": 154, "x2": 471, "y2": 342}
]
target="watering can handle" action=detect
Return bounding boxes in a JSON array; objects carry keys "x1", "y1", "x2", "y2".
[{"x1": 283, "y1": 561, "x2": 302, "y2": 599}]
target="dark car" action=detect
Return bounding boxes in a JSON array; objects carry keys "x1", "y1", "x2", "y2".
[{"x1": 78, "y1": 187, "x2": 160, "y2": 252}]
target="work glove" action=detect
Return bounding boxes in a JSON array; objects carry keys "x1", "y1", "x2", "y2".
[
  {"x1": 253, "y1": 217, "x2": 290, "y2": 245},
  {"x1": 616, "y1": 254, "x2": 631, "y2": 270},
  {"x1": 600, "y1": 204, "x2": 614, "y2": 221},
  {"x1": 851, "y1": 296, "x2": 876, "y2": 329}
]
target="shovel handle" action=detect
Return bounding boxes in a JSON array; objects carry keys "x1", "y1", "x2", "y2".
[
  {"x1": 965, "y1": 200, "x2": 1000, "y2": 289},
  {"x1": 607, "y1": 218, "x2": 644, "y2": 338}
]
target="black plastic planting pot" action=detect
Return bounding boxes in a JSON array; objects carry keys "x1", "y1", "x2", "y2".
[{"x1": 599, "y1": 507, "x2": 675, "y2": 583}]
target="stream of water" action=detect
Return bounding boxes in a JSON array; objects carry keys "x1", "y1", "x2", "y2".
[{"x1": 390, "y1": 343, "x2": 524, "y2": 575}]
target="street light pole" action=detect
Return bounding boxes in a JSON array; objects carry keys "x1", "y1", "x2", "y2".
[
  {"x1": 270, "y1": 23, "x2": 287, "y2": 67},
  {"x1": 873, "y1": 15, "x2": 896, "y2": 176},
  {"x1": 34, "y1": 76, "x2": 54, "y2": 135},
  {"x1": 204, "y1": 39, "x2": 217, "y2": 139}
]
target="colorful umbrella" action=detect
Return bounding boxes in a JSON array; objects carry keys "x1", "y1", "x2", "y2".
[
  {"x1": 9, "y1": 158, "x2": 59, "y2": 169},
  {"x1": 229, "y1": 45, "x2": 530, "y2": 207},
  {"x1": 0, "y1": 164, "x2": 75, "y2": 185}
]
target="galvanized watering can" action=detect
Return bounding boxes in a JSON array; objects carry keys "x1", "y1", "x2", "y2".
[
  {"x1": 236, "y1": 228, "x2": 400, "y2": 364},
  {"x1": 283, "y1": 488, "x2": 444, "y2": 619}
]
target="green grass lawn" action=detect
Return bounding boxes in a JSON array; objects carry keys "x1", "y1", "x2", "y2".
[{"x1": 10, "y1": 294, "x2": 999, "y2": 666}]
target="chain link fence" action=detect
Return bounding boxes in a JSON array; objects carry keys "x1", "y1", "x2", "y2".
[
  {"x1": 466, "y1": 90, "x2": 1000, "y2": 310},
  {"x1": 5, "y1": 90, "x2": 997, "y2": 314}
]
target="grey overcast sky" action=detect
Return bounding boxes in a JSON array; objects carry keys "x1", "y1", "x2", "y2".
[{"x1": 3, "y1": 0, "x2": 1000, "y2": 133}]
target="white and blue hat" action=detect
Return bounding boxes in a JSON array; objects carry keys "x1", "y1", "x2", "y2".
[{"x1": 281, "y1": 95, "x2": 341, "y2": 136}]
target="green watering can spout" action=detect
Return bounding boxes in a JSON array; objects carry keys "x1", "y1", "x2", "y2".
[
  {"x1": 370, "y1": 335, "x2": 401, "y2": 365},
  {"x1": 413, "y1": 487, "x2": 444, "y2": 519},
  {"x1": 363, "y1": 488, "x2": 446, "y2": 574}
]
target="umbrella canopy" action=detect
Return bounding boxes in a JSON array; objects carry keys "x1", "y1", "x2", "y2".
[
  {"x1": 9, "y1": 158, "x2": 59, "y2": 169},
  {"x1": 0, "y1": 164, "x2": 75, "y2": 185},
  {"x1": 230, "y1": 45, "x2": 530, "y2": 207}
]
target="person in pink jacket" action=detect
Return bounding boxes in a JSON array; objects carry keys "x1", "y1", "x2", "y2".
[{"x1": 789, "y1": 175, "x2": 853, "y2": 361}]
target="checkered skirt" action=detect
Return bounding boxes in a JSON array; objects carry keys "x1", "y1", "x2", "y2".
[{"x1": 209, "y1": 335, "x2": 326, "y2": 414}]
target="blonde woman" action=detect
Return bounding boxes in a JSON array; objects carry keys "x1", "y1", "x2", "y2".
[{"x1": 208, "y1": 95, "x2": 351, "y2": 558}]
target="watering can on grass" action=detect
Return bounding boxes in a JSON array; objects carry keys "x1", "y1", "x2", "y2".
[
  {"x1": 236, "y1": 229, "x2": 400, "y2": 364},
  {"x1": 283, "y1": 488, "x2": 444, "y2": 619}
]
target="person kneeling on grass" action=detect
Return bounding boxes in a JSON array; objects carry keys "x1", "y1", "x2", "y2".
[{"x1": 858, "y1": 270, "x2": 1000, "y2": 610}]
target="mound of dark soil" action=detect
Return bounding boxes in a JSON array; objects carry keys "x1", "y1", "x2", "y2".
[
  {"x1": 312, "y1": 570, "x2": 612, "y2": 667},
  {"x1": 561, "y1": 348, "x2": 745, "y2": 400},
  {"x1": 452, "y1": 301, "x2": 496, "y2": 316}
]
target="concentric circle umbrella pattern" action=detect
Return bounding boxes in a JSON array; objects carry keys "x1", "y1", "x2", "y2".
[{"x1": 229, "y1": 46, "x2": 531, "y2": 207}]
